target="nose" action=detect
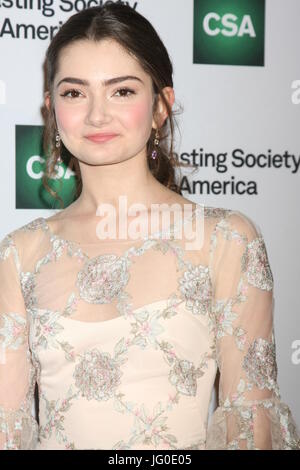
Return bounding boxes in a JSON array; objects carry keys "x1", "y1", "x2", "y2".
[{"x1": 85, "y1": 94, "x2": 112, "y2": 126}]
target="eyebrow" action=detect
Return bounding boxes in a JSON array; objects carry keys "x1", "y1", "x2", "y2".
[{"x1": 56, "y1": 75, "x2": 144, "y2": 88}]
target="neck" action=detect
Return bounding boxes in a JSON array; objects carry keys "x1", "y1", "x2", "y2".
[{"x1": 70, "y1": 151, "x2": 172, "y2": 216}]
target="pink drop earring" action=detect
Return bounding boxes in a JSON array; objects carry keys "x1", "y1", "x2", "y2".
[{"x1": 151, "y1": 128, "x2": 160, "y2": 160}]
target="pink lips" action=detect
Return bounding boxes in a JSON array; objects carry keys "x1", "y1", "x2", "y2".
[{"x1": 85, "y1": 133, "x2": 118, "y2": 143}]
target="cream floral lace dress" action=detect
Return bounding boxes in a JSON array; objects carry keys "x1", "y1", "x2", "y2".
[{"x1": 0, "y1": 203, "x2": 299, "y2": 450}]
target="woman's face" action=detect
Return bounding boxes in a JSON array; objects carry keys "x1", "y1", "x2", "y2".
[{"x1": 47, "y1": 39, "x2": 162, "y2": 166}]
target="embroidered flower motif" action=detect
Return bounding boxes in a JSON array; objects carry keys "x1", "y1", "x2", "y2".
[
  {"x1": 241, "y1": 237, "x2": 273, "y2": 291},
  {"x1": 39, "y1": 385, "x2": 78, "y2": 446},
  {"x1": 20, "y1": 218, "x2": 45, "y2": 232},
  {"x1": 132, "y1": 310, "x2": 165, "y2": 349},
  {"x1": 169, "y1": 359, "x2": 199, "y2": 396},
  {"x1": 0, "y1": 235, "x2": 15, "y2": 261},
  {"x1": 204, "y1": 207, "x2": 228, "y2": 219},
  {"x1": 73, "y1": 349, "x2": 122, "y2": 401},
  {"x1": 76, "y1": 254, "x2": 129, "y2": 304},
  {"x1": 20, "y1": 271, "x2": 37, "y2": 310},
  {"x1": 242, "y1": 338, "x2": 278, "y2": 390},
  {"x1": 0, "y1": 312, "x2": 27, "y2": 349},
  {"x1": 179, "y1": 264, "x2": 212, "y2": 315},
  {"x1": 0, "y1": 312, "x2": 28, "y2": 364},
  {"x1": 212, "y1": 299, "x2": 238, "y2": 339}
]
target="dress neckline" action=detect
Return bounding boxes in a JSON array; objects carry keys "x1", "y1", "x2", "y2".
[{"x1": 39, "y1": 203, "x2": 202, "y2": 248}]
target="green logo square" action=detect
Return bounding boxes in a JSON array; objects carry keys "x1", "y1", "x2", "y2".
[
  {"x1": 193, "y1": 0, "x2": 265, "y2": 66},
  {"x1": 15, "y1": 125, "x2": 78, "y2": 209}
]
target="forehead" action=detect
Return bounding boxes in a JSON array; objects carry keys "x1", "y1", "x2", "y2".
[{"x1": 55, "y1": 39, "x2": 151, "y2": 86}]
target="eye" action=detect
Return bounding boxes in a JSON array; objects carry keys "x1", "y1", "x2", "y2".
[
  {"x1": 59, "y1": 87, "x2": 136, "y2": 100},
  {"x1": 60, "y1": 89, "x2": 82, "y2": 99},
  {"x1": 114, "y1": 87, "x2": 136, "y2": 98}
]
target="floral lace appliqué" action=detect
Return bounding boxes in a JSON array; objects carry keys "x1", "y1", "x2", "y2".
[
  {"x1": 242, "y1": 337, "x2": 278, "y2": 390},
  {"x1": 0, "y1": 235, "x2": 14, "y2": 261},
  {"x1": 241, "y1": 237, "x2": 273, "y2": 291},
  {"x1": 179, "y1": 264, "x2": 212, "y2": 315},
  {"x1": 76, "y1": 254, "x2": 130, "y2": 304},
  {"x1": 73, "y1": 348, "x2": 123, "y2": 401},
  {"x1": 20, "y1": 272, "x2": 37, "y2": 310},
  {"x1": 0, "y1": 312, "x2": 28, "y2": 364}
]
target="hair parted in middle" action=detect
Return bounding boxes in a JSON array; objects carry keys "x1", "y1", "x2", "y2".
[{"x1": 42, "y1": 3, "x2": 194, "y2": 209}]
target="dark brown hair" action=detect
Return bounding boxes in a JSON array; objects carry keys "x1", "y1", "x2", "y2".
[{"x1": 42, "y1": 3, "x2": 189, "y2": 209}]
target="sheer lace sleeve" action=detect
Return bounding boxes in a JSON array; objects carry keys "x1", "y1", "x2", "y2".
[
  {"x1": 205, "y1": 210, "x2": 300, "y2": 450},
  {"x1": 0, "y1": 232, "x2": 38, "y2": 450}
]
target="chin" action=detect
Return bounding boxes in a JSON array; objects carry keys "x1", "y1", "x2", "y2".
[{"x1": 77, "y1": 154, "x2": 121, "y2": 166}]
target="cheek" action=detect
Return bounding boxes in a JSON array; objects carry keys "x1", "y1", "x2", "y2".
[
  {"x1": 55, "y1": 104, "x2": 83, "y2": 132},
  {"x1": 123, "y1": 101, "x2": 153, "y2": 129}
]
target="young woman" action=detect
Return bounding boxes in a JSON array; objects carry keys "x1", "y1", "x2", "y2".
[{"x1": 0, "y1": 4, "x2": 299, "y2": 450}]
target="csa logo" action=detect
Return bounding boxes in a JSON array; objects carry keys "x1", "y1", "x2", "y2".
[
  {"x1": 193, "y1": 0, "x2": 265, "y2": 66},
  {"x1": 15, "y1": 125, "x2": 77, "y2": 209}
]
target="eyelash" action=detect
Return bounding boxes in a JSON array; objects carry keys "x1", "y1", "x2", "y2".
[{"x1": 60, "y1": 87, "x2": 136, "y2": 99}]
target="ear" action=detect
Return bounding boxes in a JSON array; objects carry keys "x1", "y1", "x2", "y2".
[
  {"x1": 44, "y1": 91, "x2": 51, "y2": 111},
  {"x1": 152, "y1": 86, "x2": 175, "y2": 129}
]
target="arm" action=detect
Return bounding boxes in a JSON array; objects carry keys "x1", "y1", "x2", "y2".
[
  {"x1": 0, "y1": 232, "x2": 38, "y2": 450},
  {"x1": 206, "y1": 210, "x2": 300, "y2": 450}
]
